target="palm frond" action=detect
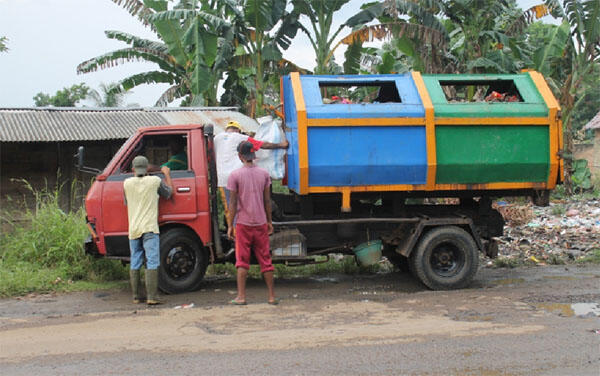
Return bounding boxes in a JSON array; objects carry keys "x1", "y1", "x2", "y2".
[
  {"x1": 109, "y1": 0, "x2": 158, "y2": 28},
  {"x1": 149, "y1": 9, "x2": 230, "y2": 30},
  {"x1": 117, "y1": 71, "x2": 178, "y2": 92},
  {"x1": 507, "y1": 4, "x2": 552, "y2": 36},
  {"x1": 77, "y1": 48, "x2": 176, "y2": 74},
  {"x1": 338, "y1": 23, "x2": 447, "y2": 49},
  {"x1": 155, "y1": 84, "x2": 186, "y2": 107},
  {"x1": 104, "y1": 30, "x2": 167, "y2": 53}
]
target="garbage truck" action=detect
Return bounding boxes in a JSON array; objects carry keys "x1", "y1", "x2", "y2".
[{"x1": 78, "y1": 71, "x2": 563, "y2": 292}]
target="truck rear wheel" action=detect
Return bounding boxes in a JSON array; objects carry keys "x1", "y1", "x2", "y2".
[
  {"x1": 409, "y1": 226, "x2": 479, "y2": 290},
  {"x1": 158, "y1": 228, "x2": 208, "y2": 294}
]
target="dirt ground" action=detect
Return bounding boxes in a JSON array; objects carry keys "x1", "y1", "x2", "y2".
[{"x1": 1, "y1": 265, "x2": 599, "y2": 376}]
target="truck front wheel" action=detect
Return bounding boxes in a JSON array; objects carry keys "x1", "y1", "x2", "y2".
[
  {"x1": 409, "y1": 226, "x2": 479, "y2": 290},
  {"x1": 158, "y1": 228, "x2": 208, "y2": 294}
]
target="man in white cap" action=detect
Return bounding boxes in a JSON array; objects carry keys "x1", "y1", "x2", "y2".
[
  {"x1": 123, "y1": 155, "x2": 173, "y2": 305},
  {"x1": 214, "y1": 120, "x2": 288, "y2": 210}
]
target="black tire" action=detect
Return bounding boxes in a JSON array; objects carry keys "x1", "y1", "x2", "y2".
[
  {"x1": 409, "y1": 226, "x2": 479, "y2": 290},
  {"x1": 158, "y1": 228, "x2": 208, "y2": 294}
]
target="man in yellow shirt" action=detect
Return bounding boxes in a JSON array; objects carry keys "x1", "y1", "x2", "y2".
[{"x1": 124, "y1": 156, "x2": 172, "y2": 305}]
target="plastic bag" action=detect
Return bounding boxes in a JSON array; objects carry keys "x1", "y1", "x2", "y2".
[{"x1": 255, "y1": 115, "x2": 285, "y2": 180}]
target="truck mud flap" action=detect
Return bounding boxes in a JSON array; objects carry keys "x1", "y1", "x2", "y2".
[
  {"x1": 394, "y1": 217, "x2": 483, "y2": 258},
  {"x1": 84, "y1": 235, "x2": 101, "y2": 257}
]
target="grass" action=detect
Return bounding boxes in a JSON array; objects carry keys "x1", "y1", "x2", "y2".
[
  {"x1": 492, "y1": 257, "x2": 522, "y2": 268},
  {"x1": 551, "y1": 204, "x2": 566, "y2": 216},
  {"x1": 206, "y1": 255, "x2": 383, "y2": 280},
  {"x1": 0, "y1": 181, "x2": 128, "y2": 298},
  {"x1": 575, "y1": 249, "x2": 600, "y2": 264}
]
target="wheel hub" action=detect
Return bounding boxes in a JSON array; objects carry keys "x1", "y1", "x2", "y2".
[
  {"x1": 430, "y1": 242, "x2": 464, "y2": 277},
  {"x1": 165, "y1": 245, "x2": 196, "y2": 279}
]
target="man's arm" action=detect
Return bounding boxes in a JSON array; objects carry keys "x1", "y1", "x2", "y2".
[
  {"x1": 158, "y1": 173, "x2": 173, "y2": 199},
  {"x1": 260, "y1": 140, "x2": 289, "y2": 149},
  {"x1": 263, "y1": 184, "x2": 273, "y2": 235},
  {"x1": 160, "y1": 166, "x2": 174, "y2": 191},
  {"x1": 227, "y1": 191, "x2": 238, "y2": 239}
]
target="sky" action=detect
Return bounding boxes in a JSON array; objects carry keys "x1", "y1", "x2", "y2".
[{"x1": 0, "y1": 0, "x2": 554, "y2": 108}]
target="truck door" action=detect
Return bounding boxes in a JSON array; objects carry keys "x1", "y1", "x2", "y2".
[{"x1": 100, "y1": 132, "x2": 197, "y2": 257}]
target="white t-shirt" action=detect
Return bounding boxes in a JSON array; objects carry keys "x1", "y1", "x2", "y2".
[{"x1": 214, "y1": 132, "x2": 249, "y2": 187}]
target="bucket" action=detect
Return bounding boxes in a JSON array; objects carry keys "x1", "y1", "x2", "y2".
[{"x1": 353, "y1": 240, "x2": 383, "y2": 266}]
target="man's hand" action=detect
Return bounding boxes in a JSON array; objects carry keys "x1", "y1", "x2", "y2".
[
  {"x1": 227, "y1": 226, "x2": 235, "y2": 240},
  {"x1": 267, "y1": 222, "x2": 274, "y2": 235},
  {"x1": 279, "y1": 140, "x2": 289, "y2": 149}
]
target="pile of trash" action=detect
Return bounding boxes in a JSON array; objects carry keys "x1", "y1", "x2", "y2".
[{"x1": 494, "y1": 198, "x2": 600, "y2": 263}]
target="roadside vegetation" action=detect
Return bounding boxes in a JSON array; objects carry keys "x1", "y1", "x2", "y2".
[{"x1": 0, "y1": 183, "x2": 128, "y2": 298}]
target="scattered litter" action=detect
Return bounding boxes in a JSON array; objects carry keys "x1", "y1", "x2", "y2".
[
  {"x1": 495, "y1": 198, "x2": 600, "y2": 262},
  {"x1": 174, "y1": 303, "x2": 195, "y2": 309},
  {"x1": 292, "y1": 294, "x2": 299, "y2": 298}
]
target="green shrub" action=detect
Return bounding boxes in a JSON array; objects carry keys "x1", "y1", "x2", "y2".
[
  {"x1": 576, "y1": 249, "x2": 600, "y2": 264},
  {"x1": 0, "y1": 182, "x2": 128, "y2": 297},
  {"x1": 551, "y1": 205, "x2": 565, "y2": 216}
]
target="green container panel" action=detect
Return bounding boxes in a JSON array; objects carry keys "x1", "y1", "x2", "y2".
[
  {"x1": 422, "y1": 74, "x2": 548, "y2": 118},
  {"x1": 435, "y1": 126, "x2": 550, "y2": 184}
]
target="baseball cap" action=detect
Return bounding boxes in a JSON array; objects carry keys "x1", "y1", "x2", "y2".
[
  {"x1": 132, "y1": 155, "x2": 149, "y2": 176},
  {"x1": 237, "y1": 141, "x2": 256, "y2": 161},
  {"x1": 226, "y1": 120, "x2": 242, "y2": 131}
]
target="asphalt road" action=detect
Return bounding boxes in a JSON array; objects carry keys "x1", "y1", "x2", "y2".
[{"x1": 1, "y1": 265, "x2": 599, "y2": 375}]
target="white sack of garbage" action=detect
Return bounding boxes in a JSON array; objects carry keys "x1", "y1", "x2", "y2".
[{"x1": 255, "y1": 115, "x2": 286, "y2": 180}]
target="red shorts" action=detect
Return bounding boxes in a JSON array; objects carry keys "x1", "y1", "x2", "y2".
[{"x1": 235, "y1": 223, "x2": 274, "y2": 273}]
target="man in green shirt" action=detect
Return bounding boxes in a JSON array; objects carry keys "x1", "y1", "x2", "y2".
[{"x1": 161, "y1": 136, "x2": 187, "y2": 172}]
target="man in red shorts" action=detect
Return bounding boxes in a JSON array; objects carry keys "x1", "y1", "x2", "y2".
[{"x1": 227, "y1": 141, "x2": 277, "y2": 305}]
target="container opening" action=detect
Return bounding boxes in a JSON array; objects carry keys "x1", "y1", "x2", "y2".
[
  {"x1": 318, "y1": 81, "x2": 401, "y2": 104},
  {"x1": 439, "y1": 80, "x2": 523, "y2": 103}
]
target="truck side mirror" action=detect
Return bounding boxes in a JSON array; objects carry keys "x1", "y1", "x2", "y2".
[
  {"x1": 75, "y1": 146, "x2": 85, "y2": 170},
  {"x1": 204, "y1": 123, "x2": 214, "y2": 136},
  {"x1": 74, "y1": 145, "x2": 101, "y2": 175}
]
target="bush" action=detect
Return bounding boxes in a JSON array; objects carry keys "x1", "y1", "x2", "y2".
[{"x1": 0, "y1": 182, "x2": 128, "y2": 297}]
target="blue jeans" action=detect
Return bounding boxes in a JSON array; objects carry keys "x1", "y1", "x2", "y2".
[{"x1": 129, "y1": 232, "x2": 160, "y2": 270}]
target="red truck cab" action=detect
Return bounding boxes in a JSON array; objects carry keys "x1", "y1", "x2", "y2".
[{"x1": 84, "y1": 124, "x2": 215, "y2": 293}]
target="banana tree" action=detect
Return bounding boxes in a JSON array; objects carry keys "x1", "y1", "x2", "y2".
[
  {"x1": 146, "y1": 0, "x2": 235, "y2": 106},
  {"x1": 342, "y1": 0, "x2": 547, "y2": 74},
  {"x1": 291, "y1": 0, "x2": 357, "y2": 74},
  {"x1": 80, "y1": 0, "x2": 231, "y2": 106},
  {"x1": 77, "y1": 29, "x2": 188, "y2": 106},
  {"x1": 228, "y1": 0, "x2": 301, "y2": 116}
]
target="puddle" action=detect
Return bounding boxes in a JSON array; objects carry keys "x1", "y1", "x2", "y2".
[
  {"x1": 534, "y1": 302, "x2": 600, "y2": 318},
  {"x1": 571, "y1": 303, "x2": 600, "y2": 317},
  {"x1": 542, "y1": 276, "x2": 575, "y2": 281},
  {"x1": 534, "y1": 303, "x2": 574, "y2": 317},
  {"x1": 491, "y1": 278, "x2": 525, "y2": 286},
  {"x1": 311, "y1": 277, "x2": 339, "y2": 283}
]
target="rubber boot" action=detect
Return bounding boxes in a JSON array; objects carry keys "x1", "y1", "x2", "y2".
[
  {"x1": 145, "y1": 269, "x2": 162, "y2": 305},
  {"x1": 129, "y1": 269, "x2": 143, "y2": 304}
]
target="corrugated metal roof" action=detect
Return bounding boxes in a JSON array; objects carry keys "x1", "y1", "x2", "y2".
[
  {"x1": 583, "y1": 110, "x2": 600, "y2": 130},
  {"x1": 0, "y1": 107, "x2": 258, "y2": 142}
]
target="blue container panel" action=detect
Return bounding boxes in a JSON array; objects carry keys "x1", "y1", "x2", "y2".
[
  {"x1": 283, "y1": 76, "x2": 301, "y2": 191},
  {"x1": 300, "y1": 74, "x2": 425, "y2": 119},
  {"x1": 307, "y1": 126, "x2": 428, "y2": 187}
]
